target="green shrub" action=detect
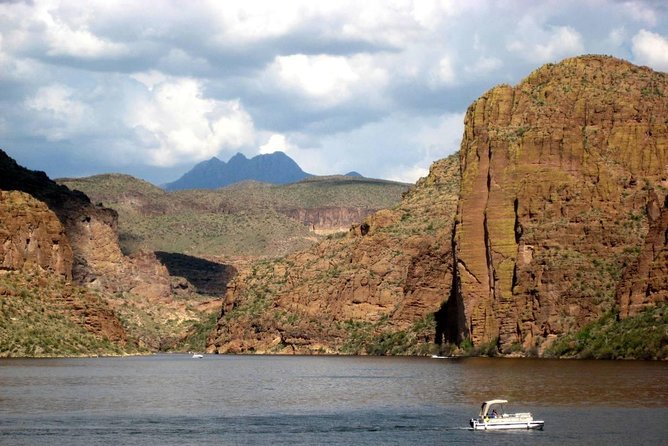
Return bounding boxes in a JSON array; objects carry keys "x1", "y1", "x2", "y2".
[{"x1": 545, "y1": 304, "x2": 667, "y2": 359}]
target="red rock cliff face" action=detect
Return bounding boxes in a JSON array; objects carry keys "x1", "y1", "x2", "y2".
[
  {"x1": 279, "y1": 207, "x2": 376, "y2": 233},
  {"x1": 0, "y1": 191, "x2": 73, "y2": 278},
  {"x1": 0, "y1": 149, "x2": 171, "y2": 299},
  {"x1": 617, "y1": 192, "x2": 668, "y2": 318},
  {"x1": 454, "y1": 56, "x2": 667, "y2": 351},
  {"x1": 0, "y1": 190, "x2": 128, "y2": 347}
]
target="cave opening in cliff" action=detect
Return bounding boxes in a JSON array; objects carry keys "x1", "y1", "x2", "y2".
[{"x1": 435, "y1": 264, "x2": 468, "y2": 346}]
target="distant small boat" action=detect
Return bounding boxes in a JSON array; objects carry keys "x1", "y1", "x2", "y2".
[
  {"x1": 431, "y1": 355, "x2": 449, "y2": 359},
  {"x1": 470, "y1": 399, "x2": 544, "y2": 430},
  {"x1": 192, "y1": 353, "x2": 204, "y2": 359}
]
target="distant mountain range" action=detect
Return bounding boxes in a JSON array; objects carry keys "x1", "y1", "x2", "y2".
[{"x1": 165, "y1": 152, "x2": 361, "y2": 191}]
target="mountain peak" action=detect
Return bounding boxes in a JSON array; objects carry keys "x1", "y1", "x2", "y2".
[
  {"x1": 165, "y1": 151, "x2": 310, "y2": 191},
  {"x1": 229, "y1": 153, "x2": 247, "y2": 162}
]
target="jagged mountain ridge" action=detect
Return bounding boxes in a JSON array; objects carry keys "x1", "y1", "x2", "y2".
[
  {"x1": 208, "y1": 55, "x2": 668, "y2": 357},
  {"x1": 165, "y1": 151, "x2": 311, "y2": 191}
]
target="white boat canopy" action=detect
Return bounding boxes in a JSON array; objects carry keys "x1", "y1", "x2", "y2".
[{"x1": 478, "y1": 399, "x2": 508, "y2": 417}]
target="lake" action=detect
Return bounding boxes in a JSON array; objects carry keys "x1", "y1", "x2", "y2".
[{"x1": 0, "y1": 355, "x2": 666, "y2": 445}]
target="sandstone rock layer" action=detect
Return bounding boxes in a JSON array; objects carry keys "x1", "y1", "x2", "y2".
[
  {"x1": 0, "y1": 191, "x2": 73, "y2": 278},
  {"x1": 453, "y1": 55, "x2": 667, "y2": 351}
]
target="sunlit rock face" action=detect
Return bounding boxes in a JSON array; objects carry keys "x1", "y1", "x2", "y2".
[
  {"x1": 453, "y1": 55, "x2": 667, "y2": 352},
  {"x1": 0, "y1": 190, "x2": 73, "y2": 278}
]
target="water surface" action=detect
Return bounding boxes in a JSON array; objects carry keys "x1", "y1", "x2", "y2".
[{"x1": 1, "y1": 355, "x2": 666, "y2": 445}]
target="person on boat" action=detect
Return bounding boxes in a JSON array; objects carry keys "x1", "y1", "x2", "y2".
[{"x1": 491, "y1": 409, "x2": 498, "y2": 418}]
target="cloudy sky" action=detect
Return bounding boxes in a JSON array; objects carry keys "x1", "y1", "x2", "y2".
[{"x1": 1, "y1": 0, "x2": 667, "y2": 185}]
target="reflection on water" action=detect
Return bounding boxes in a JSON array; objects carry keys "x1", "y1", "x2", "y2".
[
  {"x1": 0, "y1": 355, "x2": 666, "y2": 445},
  {"x1": 455, "y1": 357, "x2": 668, "y2": 406}
]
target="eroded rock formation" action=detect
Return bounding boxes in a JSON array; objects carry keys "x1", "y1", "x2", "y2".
[
  {"x1": 279, "y1": 207, "x2": 376, "y2": 234},
  {"x1": 617, "y1": 192, "x2": 668, "y2": 318},
  {"x1": 0, "y1": 149, "x2": 171, "y2": 299},
  {"x1": 0, "y1": 149, "x2": 217, "y2": 353},
  {"x1": 0, "y1": 191, "x2": 73, "y2": 278},
  {"x1": 454, "y1": 55, "x2": 667, "y2": 352}
]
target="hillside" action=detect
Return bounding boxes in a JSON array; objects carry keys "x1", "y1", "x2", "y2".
[
  {"x1": 209, "y1": 155, "x2": 461, "y2": 354},
  {"x1": 208, "y1": 55, "x2": 668, "y2": 358},
  {"x1": 165, "y1": 151, "x2": 310, "y2": 191},
  {"x1": 0, "y1": 151, "x2": 226, "y2": 355},
  {"x1": 60, "y1": 174, "x2": 410, "y2": 258}
]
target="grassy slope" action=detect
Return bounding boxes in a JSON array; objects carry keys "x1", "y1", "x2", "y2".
[
  {"x1": 59, "y1": 175, "x2": 409, "y2": 257},
  {"x1": 0, "y1": 270, "x2": 140, "y2": 357}
]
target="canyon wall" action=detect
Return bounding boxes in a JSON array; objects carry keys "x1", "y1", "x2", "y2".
[
  {"x1": 454, "y1": 55, "x2": 667, "y2": 351},
  {"x1": 209, "y1": 156, "x2": 460, "y2": 354},
  {"x1": 278, "y1": 207, "x2": 376, "y2": 234},
  {"x1": 617, "y1": 192, "x2": 668, "y2": 318},
  {"x1": 0, "y1": 149, "x2": 172, "y2": 298}
]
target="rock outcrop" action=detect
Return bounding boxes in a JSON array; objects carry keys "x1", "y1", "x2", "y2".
[
  {"x1": 209, "y1": 55, "x2": 667, "y2": 356},
  {"x1": 0, "y1": 191, "x2": 73, "y2": 278},
  {"x1": 453, "y1": 55, "x2": 667, "y2": 352},
  {"x1": 279, "y1": 207, "x2": 376, "y2": 234},
  {"x1": 1, "y1": 149, "x2": 220, "y2": 354},
  {"x1": 0, "y1": 189, "x2": 128, "y2": 351},
  {"x1": 0, "y1": 149, "x2": 171, "y2": 297},
  {"x1": 617, "y1": 192, "x2": 668, "y2": 318}
]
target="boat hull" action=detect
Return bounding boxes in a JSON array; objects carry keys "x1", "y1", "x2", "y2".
[{"x1": 470, "y1": 419, "x2": 544, "y2": 430}]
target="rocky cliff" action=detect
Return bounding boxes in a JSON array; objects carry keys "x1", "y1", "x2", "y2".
[
  {"x1": 0, "y1": 149, "x2": 125, "y2": 286},
  {"x1": 0, "y1": 191, "x2": 73, "y2": 278},
  {"x1": 453, "y1": 55, "x2": 667, "y2": 352},
  {"x1": 279, "y1": 207, "x2": 376, "y2": 234},
  {"x1": 209, "y1": 55, "x2": 667, "y2": 356},
  {"x1": 0, "y1": 188, "x2": 128, "y2": 355},
  {"x1": 617, "y1": 192, "x2": 668, "y2": 318}
]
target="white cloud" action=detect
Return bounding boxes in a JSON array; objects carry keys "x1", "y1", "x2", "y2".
[
  {"x1": 387, "y1": 164, "x2": 430, "y2": 184},
  {"x1": 269, "y1": 53, "x2": 388, "y2": 106},
  {"x1": 431, "y1": 55, "x2": 457, "y2": 86},
  {"x1": 632, "y1": 29, "x2": 668, "y2": 71},
  {"x1": 273, "y1": 54, "x2": 358, "y2": 101},
  {"x1": 24, "y1": 84, "x2": 91, "y2": 141},
  {"x1": 33, "y1": 1, "x2": 128, "y2": 59},
  {"x1": 465, "y1": 56, "x2": 503, "y2": 75},
  {"x1": 259, "y1": 133, "x2": 291, "y2": 154},
  {"x1": 131, "y1": 70, "x2": 167, "y2": 91},
  {"x1": 508, "y1": 22, "x2": 584, "y2": 63},
  {"x1": 622, "y1": 1, "x2": 657, "y2": 26},
  {"x1": 207, "y1": 0, "x2": 306, "y2": 43},
  {"x1": 607, "y1": 27, "x2": 627, "y2": 47},
  {"x1": 127, "y1": 77, "x2": 255, "y2": 166}
]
